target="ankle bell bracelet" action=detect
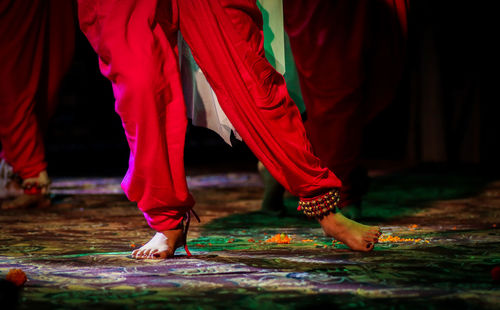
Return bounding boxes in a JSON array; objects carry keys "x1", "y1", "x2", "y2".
[
  {"x1": 23, "y1": 182, "x2": 49, "y2": 195},
  {"x1": 297, "y1": 189, "x2": 340, "y2": 219}
]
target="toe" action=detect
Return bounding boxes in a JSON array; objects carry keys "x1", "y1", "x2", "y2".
[
  {"x1": 368, "y1": 229, "x2": 381, "y2": 238},
  {"x1": 369, "y1": 231, "x2": 380, "y2": 239},
  {"x1": 363, "y1": 232, "x2": 378, "y2": 242},
  {"x1": 155, "y1": 251, "x2": 168, "y2": 259},
  {"x1": 131, "y1": 249, "x2": 140, "y2": 257},
  {"x1": 365, "y1": 234, "x2": 379, "y2": 243},
  {"x1": 148, "y1": 249, "x2": 159, "y2": 259},
  {"x1": 136, "y1": 248, "x2": 149, "y2": 259},
  {"x1": 364, "y1": 242, "x2": 374, "y2": 251}
]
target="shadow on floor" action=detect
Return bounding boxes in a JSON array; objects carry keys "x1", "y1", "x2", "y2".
[{"x1": 203, "y1": 166, "x2": 494, "y2": 231}]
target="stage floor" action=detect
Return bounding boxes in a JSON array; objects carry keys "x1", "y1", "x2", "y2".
[{"x1": 1, "y1": 170, "x2": 499, "y2": 309}]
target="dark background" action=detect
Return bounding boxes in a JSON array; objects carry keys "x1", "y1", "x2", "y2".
[{"x1": 45, "y1": 1, "x2": 498, "y2": 177}]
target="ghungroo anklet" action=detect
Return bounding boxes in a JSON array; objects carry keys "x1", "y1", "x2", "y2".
[
  {"x1": 23, "y1": 182, "x2": 49, "y2": 195},
  {"x1": 22, "y1": 171, "x2": 50, "y2": 195},
  {"x1": 298, "y1": 189, "x2": 340, "y2": 219}
]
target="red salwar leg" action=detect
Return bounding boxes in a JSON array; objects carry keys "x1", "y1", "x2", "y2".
[
  {"x1": 1, "y1": 1, "x2": 50, "y2": 180},
  {"x1": 178, "y1": 0, "x2": 341, "y2": 198},
  {"x1": 284, "y1": 0, "x2": 408, "y2": 209},
  {"x1": 0, "y1": 0, "x2": 74, "y2": 207},
  {"x1": 177, "y1": 1, "x2": 380, "y2": 251},
  {"x1": 78, "y1": 0, "x2": 194, "y2": 232}
]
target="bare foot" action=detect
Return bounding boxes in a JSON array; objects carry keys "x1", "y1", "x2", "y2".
[
  {"x1": 319, "y1": 212, "x2": 380, "y2": 252},
  {"x1": 1, "y1": 169, "x2": 51, "y2": 209},
  {"x1": 131, "y1": 229, "x2": 184, "y2": 259},
  {"x1": 1, "y1": 194, "x2": 51, "y2": 210}
]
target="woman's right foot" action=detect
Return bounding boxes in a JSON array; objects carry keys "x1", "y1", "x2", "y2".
[
  {"x1": 131, "y1": 229, "x2": 184, "y2": 259},
  {"x1": 318, "y1": 212, "x2": 380, "y2": 251}
]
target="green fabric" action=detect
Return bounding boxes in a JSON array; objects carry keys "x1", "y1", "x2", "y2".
[
  {"x1": 257, "y1": 0, "x2": 305, "y2": 113},
  {"x1": 257, "y1": 0, "x2": 285, "y2": 74},
  {"x1": 282, "y1": 34, "x2": 305, "y2": 113}
]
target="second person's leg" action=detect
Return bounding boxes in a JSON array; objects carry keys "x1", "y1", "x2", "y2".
[{"x1": 0, "y1": 0, "x2": 73, "y2": 209}]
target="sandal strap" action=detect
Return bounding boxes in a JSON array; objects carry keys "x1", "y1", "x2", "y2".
[
  {"x1": 182, "y1": 209, "x2": 201, "y2": 257},
  {"x1": 23, "y1": 182, "x2": 50, "y2": 195}
]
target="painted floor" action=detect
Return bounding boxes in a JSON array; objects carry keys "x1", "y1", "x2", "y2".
[{"x1": 1, "y1": 170, "x2": 499, "y2": 309}]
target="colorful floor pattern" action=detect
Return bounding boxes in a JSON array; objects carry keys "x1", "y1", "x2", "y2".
[{"x1": 1, "y1": 170, "x2": 499, "y2": 309}]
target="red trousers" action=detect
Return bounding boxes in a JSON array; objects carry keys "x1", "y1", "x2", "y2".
[
  {"x1": 284, "y1": 0, "x2": 408, "y2": 207},
  {"x1": 0, "y1": 0, "x2": 75, "y2": 179},
  {"x1": 78, "y1": 0, "x2": 341, "y2": 231}
]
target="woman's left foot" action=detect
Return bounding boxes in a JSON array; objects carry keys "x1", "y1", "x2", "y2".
[{"x1": 319, "y1": 212, "x2": 380, "y2": 252}]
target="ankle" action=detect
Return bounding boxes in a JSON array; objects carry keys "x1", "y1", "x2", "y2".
[{"x1": 160, "y1": 229, "x2": 184, "y2": 247}]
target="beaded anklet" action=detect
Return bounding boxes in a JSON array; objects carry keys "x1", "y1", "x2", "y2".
[
  {"x1": 22, "y1": 171, "x2": 51, "y2": 195},
  {"x1": 23, "y1": 182, "x2": 49, "y2": 195},
  {"x1": 298, "y1": 189, "x2": 340, "y2": 219}
]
